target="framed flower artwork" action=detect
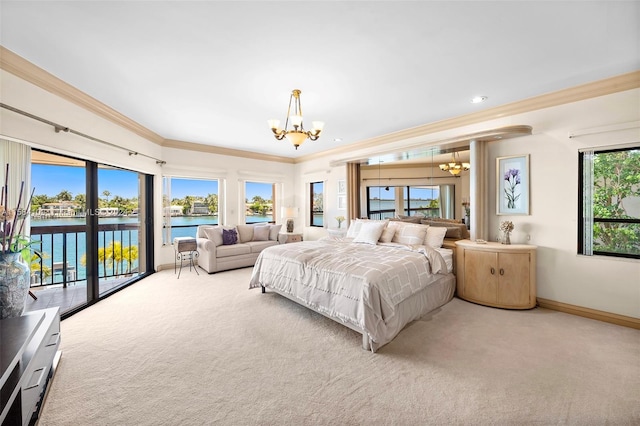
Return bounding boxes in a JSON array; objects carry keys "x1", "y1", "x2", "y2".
[{"x1": 496, "y1": 154, "x2": 530, "y2": 215}]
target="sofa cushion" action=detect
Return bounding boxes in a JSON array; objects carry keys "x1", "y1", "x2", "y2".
[
  {"x1": 203, "y1": 226, "x2": 223, "y2": 246},
  {"x1": 269, "y1": 224, "x2": 282, "y2": 241},
  {"x1": 246, "y1": 240, "x2": 278, "y2": 253},
  {"x1": 236, "y1": 224, "x2": 255, "y2": 243},
  {"x1": 216, "y1": 243, "x2": 250, "y2": 258},
  {"x1": 253, "y1": 225, "x2": 270, "y2": 241},
  {"x1": 222, "y1": 228, "x2": 238, "y2": 245}
]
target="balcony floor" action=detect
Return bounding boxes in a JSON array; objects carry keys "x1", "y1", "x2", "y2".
[{"x1": 25, "y1": 277, "x2": 133, "y2": 314}]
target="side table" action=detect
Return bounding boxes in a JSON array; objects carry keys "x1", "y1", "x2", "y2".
[
  {"x1": 174, "y1": 237, "x2": 199, "y2": 278},
  {"x1": 278, "y1": 232, "x2": 303, "y2": 244}
]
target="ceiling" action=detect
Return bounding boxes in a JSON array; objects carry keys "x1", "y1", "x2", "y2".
[{"x1": 1, "y1": 1, "x2": 638, "y2": 161}]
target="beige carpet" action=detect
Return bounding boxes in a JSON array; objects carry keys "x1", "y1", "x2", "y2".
[{"x1": 39, "y1": 268, "x2": 639, "y2": 425}]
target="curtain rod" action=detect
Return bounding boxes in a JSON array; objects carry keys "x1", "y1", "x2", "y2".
[{"x1": 0, "y1": 103, "x2": 166, "y2": 165}]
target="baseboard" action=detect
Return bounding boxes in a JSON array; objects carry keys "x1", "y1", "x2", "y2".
[{"x1": 537, "y1": 298, "x2": 640, "y2": 330}]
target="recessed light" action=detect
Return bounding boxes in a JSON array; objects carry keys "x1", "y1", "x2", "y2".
[
  {"x1": 471, "y1": 96, "x2": 488, "y2": 104},
  {"x1": 334, "y1": 138, "x2": 342, "y2": 142}
]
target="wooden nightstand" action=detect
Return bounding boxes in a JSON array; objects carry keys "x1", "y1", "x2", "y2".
[
  {"x1": 278, "y1": 232, "x2": 303, "y2": 244},
  {"x1": 455, "y1": 239, "x2": 537, "y2": 309}
]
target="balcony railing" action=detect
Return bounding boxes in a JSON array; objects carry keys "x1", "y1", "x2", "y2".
[{"x1": 30, "y1": 223, "x2": 140, "y2": 288}]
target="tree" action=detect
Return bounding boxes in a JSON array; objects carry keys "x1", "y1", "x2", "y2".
[
  {"x1": 592, "y1": 149, "x2": 640, "y2": 254},
  {"x1": 102, "y1": 190, "x2": 111, "y2": 205},
  {"x1": 56, "y1": 190, "x2": 72, "y2": 201},
  {"x1": 205, "y1": 193, "x2": 218, "y2": 214}
]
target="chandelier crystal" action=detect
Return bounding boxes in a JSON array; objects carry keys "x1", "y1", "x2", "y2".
[
  {"x1": 268, "y1": 89, "x2": 324, "y2": 150},
  {"x1": 439, "y1": 152, "x2": 470, "y2": 176}
]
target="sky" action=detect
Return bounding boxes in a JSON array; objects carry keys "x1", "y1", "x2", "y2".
[{"x1": 32, "y1": 164, "x2": 273, "y2": 200}]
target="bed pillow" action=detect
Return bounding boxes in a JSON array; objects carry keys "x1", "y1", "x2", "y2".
[
  {"x1": 392, "y1": 224, "x2": 428, "y2": 245},
  {"x1": 353, "y1": 221, "x2": 387, "y2": 245},
  {"x1": 424, "y1": 226, "x2": 447, "y2": 248},
  {"x1": 269, "y1": 224, "x2": 282, "y2": 241},
  {"x1": 203, "y1": 226, "x2": 224, "y2": 246},
  {"x1": 222, "y1": 228, "x2": 238, "y2": 245},
  {"x1": 345, "y1": 218, "x2": 366, "y2": 238},
  {"x1": 378, "y1": 221, "x2": 400, "y2": 243},
  {"x1": 253, "y1": 225, "x2": 270, "y2": 241}
]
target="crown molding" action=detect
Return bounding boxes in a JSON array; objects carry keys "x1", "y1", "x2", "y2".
[
  {"x1": 163, "y1": 139, "x2": 295, "y2": 164},
  {"x1": 0, "y1": 46, "x2": 165, "y2": 145},
  {"x1": 3, "y1": 45, "x2": 637, "y2": 164},
  {"x1": 296, "y1": 70, "x2": 640, "y2": 164}
]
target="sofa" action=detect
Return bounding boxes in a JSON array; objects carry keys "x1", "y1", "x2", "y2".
[{"x1": 196, "y1": 223, "x2": 281, "y2": 273}]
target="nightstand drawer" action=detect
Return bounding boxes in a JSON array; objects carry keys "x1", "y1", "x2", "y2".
[{"x1": 279, "y1": 233, "x2": 303, "y2": 244}]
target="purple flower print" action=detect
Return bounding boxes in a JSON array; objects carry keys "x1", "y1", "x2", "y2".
[{"x1": 504, "y1": 169, "x2": 521, "y2": 209}]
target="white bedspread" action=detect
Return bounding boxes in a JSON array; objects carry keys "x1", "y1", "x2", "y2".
[{"x1": 249, "y1": 239, "x2": 454, "y2": 350}]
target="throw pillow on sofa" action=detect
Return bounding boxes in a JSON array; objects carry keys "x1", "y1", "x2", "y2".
[
  {"x1": 253, "y1": 225, "x2": 270, "y2": 241},
  {"x1": 222, "y1": 228, "x2": 238, "y2": 245}
]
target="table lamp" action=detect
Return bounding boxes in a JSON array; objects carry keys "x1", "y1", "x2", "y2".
[{"x1": 282, "y1": 207, "x2": 298, "y2": 233}]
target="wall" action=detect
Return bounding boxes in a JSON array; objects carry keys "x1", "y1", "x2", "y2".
[
  {"x1": 0, "y1": 70, "x2": 296, "y2": 271},
  {"x1": 297, "y1": 89, "x2": 640, "y2": 319}
]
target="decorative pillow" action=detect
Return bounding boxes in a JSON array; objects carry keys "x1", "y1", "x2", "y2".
[
  {"x1": 392, "y1": 224, "x2": 429, "y2": 245},
  {"x1": 222, "y1": 228, "x2": 238, "y2": 245},
  {"x1": 353, "y1": 221, "x2": 387, "y2": 245},
  {"x1": 424, "y1": 226, "x2": 447, "y2": 248},
  {"x1": 203, "y1": 226, "x2": 223, "y2": 246},
  {"x1": 253, "y1": 225, "x2": 270, "y2": 241},
  {"x1": 378, "y1": 221, "x2": 400, "y2": 243},
  {"x1": 235, "y1": 224, "x2": 255, "y2": 243},
  {"x1": 345, "y1": 218, "x2": 366, "y2": 238},
  {"x1": 269, "y1": 224, "x2": 282, "y2": 241}
]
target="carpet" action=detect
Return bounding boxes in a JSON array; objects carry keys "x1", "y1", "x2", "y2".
[{"x1": 39, "y1": 268, "x2": 640, "y2": 425}]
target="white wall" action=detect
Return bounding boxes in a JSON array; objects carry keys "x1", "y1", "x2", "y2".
[
  {"x1": 0, "y1": 70, "x2": 296, "y2": 271},
  {"x1": 2, "y1": 67, "x2": 638, "y2": 319},
  {"x1": 298, "y1": 89, "x2": 640, "y2": 319}
]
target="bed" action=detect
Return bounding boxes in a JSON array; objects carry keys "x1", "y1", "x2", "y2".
[{"x1": 249, "y1": 235, "x2": 455, "y2": 352}]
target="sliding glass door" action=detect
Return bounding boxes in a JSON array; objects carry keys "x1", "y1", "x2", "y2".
[{"x1": 27, "y1": 149, "x2": 153, "y2": 317}]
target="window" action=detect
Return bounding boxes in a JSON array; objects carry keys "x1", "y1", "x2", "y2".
[
  {"x1": 579, "y1": 146, "x2": 640, "y2": 259},
  {"x1": 162, "y1": 177, "x2": 219, "y2": 244},
  {"x1": 310, "y1": 181, "x2": 323, "y2": 226},
  {"x1": 244, "y1": 181, "x2": 275, "y2": 224},
  {"x1": 367, "y1": 185, "x2": 450, "y2": 219}
]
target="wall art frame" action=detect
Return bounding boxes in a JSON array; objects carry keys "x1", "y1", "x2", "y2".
[{"x1": 496, "y1": 154, "x2": 530, "y2": 215}]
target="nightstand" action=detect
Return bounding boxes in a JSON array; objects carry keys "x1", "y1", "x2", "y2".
[
  {"x1": 278, "y1": 232, "x2": 303, "y2": 244},
  {"x1": 327, "y1": 228, "x2": 347, "y2": 238}
]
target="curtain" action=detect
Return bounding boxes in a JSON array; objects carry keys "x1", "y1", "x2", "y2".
[
  {"x1": 0, "y1": 139, "x2": 32, "y2": 234},
  {"x1": 581, "y1": 150, "x2": 594, "y2": 255},
  {"x1": 346, "y1": 162, "x2": 360, "y2": 222}
]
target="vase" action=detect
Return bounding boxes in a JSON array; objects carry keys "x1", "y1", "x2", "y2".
[
  {"x1": 0, "y1": 252, "x2": 31, "y2": 319},
  {"x1": 501, "y1": 231, "x2": 511, "y2": 245}
]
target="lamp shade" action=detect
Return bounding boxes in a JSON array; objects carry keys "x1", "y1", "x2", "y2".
[{"x1": 282, "y1": 207, "x2": 298, "y2": 218}]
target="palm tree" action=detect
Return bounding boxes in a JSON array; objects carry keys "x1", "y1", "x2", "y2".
[
  {"x1": 81, "y1": 241, "x2": 138, "y2": 277},
  {"x1": 29, "y1": 252, "x2": 51, "y2": 283}
]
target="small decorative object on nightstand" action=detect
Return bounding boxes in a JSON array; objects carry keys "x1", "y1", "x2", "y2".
[
  {"x1": 173, "y1": 237, "x2": 199, "y2": 278},
  {"x1": 278, "y1": 232, "x2": 303, "y2": 244}
]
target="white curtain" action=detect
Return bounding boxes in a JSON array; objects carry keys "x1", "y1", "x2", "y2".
[
  {"x1": 581, "y1": 150, "x2": 594, "y2": 255},
  {"x1": 0, "y1": 139, "x2": 32, "y2": 234}
]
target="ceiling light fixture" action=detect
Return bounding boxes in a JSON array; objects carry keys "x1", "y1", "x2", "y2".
[
  {"x1": 439, "y1": 152, "x2": 470, "y2": 176},
  {"x1": 268, "y1": 89, "x2": 324, "y2": 150},
  {"x1": 470, "y1": 96, "x2": 488, "y2": 104}
]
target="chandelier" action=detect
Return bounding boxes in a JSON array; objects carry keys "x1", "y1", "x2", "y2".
[
  {"x1": 268, "y1": 89, "x2": 324, "y2": 150},
  {"x1": 439, "y1": 152, "x2": 470, "y2": 176}
]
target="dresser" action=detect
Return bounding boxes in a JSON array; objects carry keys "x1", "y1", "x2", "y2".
[
  {"x1": 1, "y1": 308, "x2": 61, "y2": 426},
  {"x1": 455, "y1": 240, "x2": 537, "y2": 309}
]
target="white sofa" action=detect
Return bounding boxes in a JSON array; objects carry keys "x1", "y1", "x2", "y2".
[{"x1": 196, "y1": 223, "x2": 281, "y2": 273}]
